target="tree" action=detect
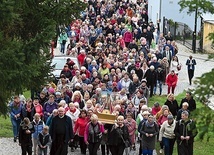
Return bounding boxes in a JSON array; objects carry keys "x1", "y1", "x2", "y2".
[
  {"x1": 179, "y1": 0, "x2": 214, "y2": 42},
  {"x1": 178, "y1": 0, "x2": 214, "y2": 141},
  {"x1": 0, "y1": 0, "x2": 86, "y2": 115}
]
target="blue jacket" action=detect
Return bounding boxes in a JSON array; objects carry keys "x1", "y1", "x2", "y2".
[
  {"x1": 32, "y1": 120, "x2": 44, "y2": 139},
  {"x1": 9, "y1": 101, "x2": 23, "y2": 120}
]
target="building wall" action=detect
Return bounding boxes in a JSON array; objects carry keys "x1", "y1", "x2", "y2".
[{"x1": 203, "y1": 21, "x2": 214, "y2": 53}]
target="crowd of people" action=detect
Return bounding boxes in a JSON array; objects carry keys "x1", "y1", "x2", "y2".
[{"x1": 8, "y1": 0, "x2": 199, "y2": 155}]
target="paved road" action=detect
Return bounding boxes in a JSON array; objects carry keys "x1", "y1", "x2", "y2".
[{"x1": 1, "y1": 43, "x2": 214, "y2": 155}]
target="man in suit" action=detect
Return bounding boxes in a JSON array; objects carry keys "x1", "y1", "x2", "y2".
[
  {"x1": 162, "y1": 46, "x2": 172, "y2": 66},
  {"x1": 186, "y1": 55, "x2": 196, "y2": 85}
]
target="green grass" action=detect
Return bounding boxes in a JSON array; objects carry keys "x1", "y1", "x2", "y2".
[
  {"x1": 155, "y1": 137, "x2": 214, "y2": 155},
  {"x1": 148, "y1": 92, "x2": 186, "y2": 107},
  {"x1": 0, "y1": 116, "x2": 13, "y2": 137},
  {"x1": 23, "y1": 90, "x2": 31, "y2": 99}
]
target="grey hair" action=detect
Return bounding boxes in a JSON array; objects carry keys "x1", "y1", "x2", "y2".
[{"x1": 181, "y1": 110, "x2": 189, "y2": 117}]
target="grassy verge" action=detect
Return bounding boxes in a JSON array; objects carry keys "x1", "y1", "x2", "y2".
[
  {"x1": 0, "y1": 116, "x2": 13, "y2": 137},
  {"x1": 155, "y1": 137, "x2": 214, "y2": 155}
]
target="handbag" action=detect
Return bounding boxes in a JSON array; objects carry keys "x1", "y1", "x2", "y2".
[
  {"x1": 177, "y1": 64, "x2": 181, "y2": 71},
  {"x1": 118, "y1": 129, "x2": 130, "y2": 148}
]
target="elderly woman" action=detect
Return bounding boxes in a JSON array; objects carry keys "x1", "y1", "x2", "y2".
[
  {"x1": 139, "y1": 115, "x2": 159, "y2": 155},
  {"x1": 108, "y1": 115, "x2": 131, "y2": 155},
  {"x1": 66, "y1": 103, "x2": 80, "y2": 126},
  {"x1": 137, "y1": 110, "x2": 150, "y2": 155},
  {"x1": 124, "y1": 113, "x2": 137, "y2": 152},
  {"x1": 84, "y1": 114, "x2": 105, "y2": 155},
  {"x1": 43, "y1": 95, "x2": 58, "y2": 122},
  {"x1": 159, "y1": 115, "x2": 176, "y2": 155}
]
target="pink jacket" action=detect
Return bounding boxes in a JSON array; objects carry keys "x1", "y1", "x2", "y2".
[
  {"x1": 84, "y1": 122, "x2": 105, "y2": 143},
  {"x1": 158, "y1": 115, "x2": 168, "y2": 126},
  {"x1": 123, "y1": 31, "x2": 133, "y2": 43}
]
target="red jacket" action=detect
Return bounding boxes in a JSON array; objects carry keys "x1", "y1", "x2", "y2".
[
  {"x1": 151, "y1": 106, "x2": 161, "y2": 116},
  {"x1": 77, "y1": 54, "x2": 86, "y2": 66},
  {"x1": 166, "y1": 73, "x2": 178, "y2": 86},
  {"x1": 74, "y1": 117, "x2": 89, "y2": 137}
]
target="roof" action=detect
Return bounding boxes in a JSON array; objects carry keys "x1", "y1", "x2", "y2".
[{"x1": 204, "y1": 20, "x2": 214, "y2": 25}]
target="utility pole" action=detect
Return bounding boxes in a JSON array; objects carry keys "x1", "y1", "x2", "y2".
[{"x1": 192, "y1": 7, "x2": 198, "y2": 53}]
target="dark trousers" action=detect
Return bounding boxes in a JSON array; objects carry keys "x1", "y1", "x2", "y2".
[
  {"x1": 101, "y1": 144, "x2": 109, "y2": 155},
  {"x1": 21, "y1": 145, "x2": 32, "y2": 155},
  {"x1": 88, "y1": 142, "x2": 101, "y2": 155},
  {"x1": 149, "y1": 84, "x2": 155, "y2": 97},
  {"x1": 142, "y1": 149, "x2": 153, "y2": 155},
  {"x1": 162, "y1": 137, "x2": 175, "y2": 155},
  {"x1": 50, "y1": 134, "x2": 68, "y2": 155},
  {"x1": 109, "y1": 144, "x2": 125, "y2": 155},
  {"x1": 177, "y1": 141, "x2": 193, "y2": 155},
  {"x1": 79, "y1": 136, "x2": 87, "y2": 154},
  {"x1": 188, "y1": 70, "x2": 194, "y2": 85}
]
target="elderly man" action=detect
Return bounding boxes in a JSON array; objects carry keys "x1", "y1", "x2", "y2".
[
  {"x1": 174, "y1": 111, "x2": 197, "y2": 155},
  {"x1": 180, "y1": 92, "x2": 196, "y2": 112},
  {"x1": 144, "y1": 65, "x2": 158, "y2": 97},
  {"x1": 50, "y1": 107, "x2": 74, "y2": 155}
]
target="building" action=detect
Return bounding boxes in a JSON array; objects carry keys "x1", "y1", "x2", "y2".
[{"x1": 202, "y1": 20, "x2": 214, "y2": 53}]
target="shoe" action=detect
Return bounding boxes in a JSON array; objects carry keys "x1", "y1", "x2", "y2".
[
  {"x1": 159, "y1": 149, "x2": 163, "y2": 154},
  {"x1": 133, "y1": 145, "x2": 136, "y2": 151},
  {"x1": 14, "y1": 137, "x2": 17, "y2": 142},
  {"x1": 71, "y1": 147, "x2": 74, "y2": 152}
]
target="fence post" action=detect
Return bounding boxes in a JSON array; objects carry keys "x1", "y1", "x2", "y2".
[{"x1": 199, "y1": 16, "x2": 204, "y2": 52}]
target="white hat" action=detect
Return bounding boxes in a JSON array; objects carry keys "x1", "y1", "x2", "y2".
[
  {"x1": 150, "y1": 65, "x2": 155, "y2": 70},
  {"x1": 55, "y1": 92, "x2": 61, "y2": 96},
  {"x1": 141, "y1": 105, "x2": 148, "y2": 110},
  {"x1": 81, "y1": 66, "x2": 86, "y2": 70},
  {"x1": 142, "y1": 111, "x2": 150, "y2": 115},
  {"x1": 59, "y1": 100, "x2": 66, "y2": 104},
  {"x1": 75, "y1": 83, "x2": 81, "y2": 87}
]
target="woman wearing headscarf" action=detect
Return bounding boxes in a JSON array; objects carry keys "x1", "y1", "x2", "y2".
[{"x1": 138, "y1": 115, "x2": 159, "y2": 155}]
